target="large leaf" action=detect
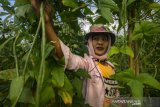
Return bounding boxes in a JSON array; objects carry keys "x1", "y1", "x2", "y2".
[
  {"x1": 45, "y1": 43, "x2": 54, "y2": 58},
  {"x1": 63, "y1": 74, "x2": 73, "y2": 93},
  {"x1": 72, "y1": 77, "x2": 83, "y2": 98},
  {"x1": 62, "y1": 0, "x2": 78, "y2": 8},
  {"x1": 99, "y1": 0, "x2": 119, "y2": 12},
  {"x1": 120, "y1": 45, "x2": 134, "y2": 58},
  {"x1": 136, "y1": 73, "x2": 160, "y2": 90},
  {"x1": 18, "y1": 87, "x2": 35, "y2": 104},
  {"x1": 120, "y1": 0, "x2": 127, "y2": 26},
  {"x1": 51, "y1": 65, "x2": 64, "y2": 88},
  {"x1": 15, "y1": 4, "x2": 31, "y2": 18},
  {"x1": 99, "y1": 7, "x2": 113, "y2": 23},
  {"x1": 127, "y1": 80, "x2": 144, "y2": 97},
  {"x1": 40, "y1": 84, "x2": 55, "y2": 105},
  {"x1": 9, "y1": 76, "x2": 24, "y2": 106},
  {"x1": 108, "y1": 46, "x2": 120, "y2": 58},
  {"x1": 112, "y1": 69, "x2": 135, "y2": 83},
  {"x1": 0, "y1": 69, "x2": 16, "y2": 80}
]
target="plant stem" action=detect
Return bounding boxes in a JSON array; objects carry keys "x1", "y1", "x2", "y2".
[
  {"x1": 13, "y1": 33, "x2": 20, "y2": 77},
  {"x1": 36, "y1": 2, "x2": 46, "y2": 107}
]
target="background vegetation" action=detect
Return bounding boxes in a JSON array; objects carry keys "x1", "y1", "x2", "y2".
[{"x1": 0, "y1": 0, "x2": 160, "y2": 107}]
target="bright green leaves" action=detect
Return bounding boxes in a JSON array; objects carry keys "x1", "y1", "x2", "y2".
[
  {"x1": 108, "y1": 45, "x2": 134, "y2": 58},
  {"x1": 62, "y1": 0, "x2": 78, "y2": 8},
  {"x1": 132, "y1": 21, "x2": 160, "y2": 41},
  {"x1": 136, "y1": 73, "x2": 160, "y2": 90},
  {"x1": 149, "y1": 2, "x2": 160, "y2": 10},
  {"x1": 98, "y1": 0, "x2": 119, "y2": 23},
  {"x1": 120, "y1": 46, "x2": 134, "y2": 58},
  {"x1": 9, "y1": 76, "x2": 24, "y2": 107},
  {"x1": 113, "y1": 69, "x2": 160, "y2": 97},
  {"x1": 108, "y1": 46, "x2": 120, "y2": 58},
  {"x1": 99, "y1": 7, "x2": 113, "y2": 23},
  {"x1": 58, "y1": 75, "x2": 74, "y2": 105},
  {"x1": 51, "y1": 65, "x2": 65, "y2": 88},
  {"x1": 113, "y1": 69, "x2": 135, "y2": 83},
  {"x1": 127, "y1": 80, "x2": 144, "y2": 97}
]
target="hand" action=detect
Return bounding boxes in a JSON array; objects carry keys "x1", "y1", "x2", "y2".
[{"x1": 30, "y1": 0, "x2": 53, "y2": 23}]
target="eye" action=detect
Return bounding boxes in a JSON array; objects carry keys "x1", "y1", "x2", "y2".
[
  {"x1": 102, "y1": 36, "x2": 108, "y2": 41},
  {"x1": 92, "y1": 35, "x2": 98, "y2": 40}
]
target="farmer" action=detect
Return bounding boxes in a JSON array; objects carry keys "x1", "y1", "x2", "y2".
[{"x1": 31, "y1": 0, "x2": 119, "y2": 107}]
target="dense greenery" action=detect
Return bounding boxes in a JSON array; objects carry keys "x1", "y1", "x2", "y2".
[{"x1": 0, "y1": 0, "x2": 160, "y2": 107}]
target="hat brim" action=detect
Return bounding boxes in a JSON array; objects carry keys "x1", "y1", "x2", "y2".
[{"x1": 85, "y1": 32, "x2": 115, "y2": 45}]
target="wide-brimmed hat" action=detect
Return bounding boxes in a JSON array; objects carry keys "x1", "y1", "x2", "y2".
[{"x1": 85, "y1": 24, "x2": 115, "y2": 45}]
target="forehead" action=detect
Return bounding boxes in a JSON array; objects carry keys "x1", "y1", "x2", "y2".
[{"x1": 92, "y1": 34, "x2": 109, "y2": 38}]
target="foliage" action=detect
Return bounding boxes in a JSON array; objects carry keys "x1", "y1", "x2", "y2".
[{"x1": 0, "y1": 0, "x2": 160, "y2": 107}]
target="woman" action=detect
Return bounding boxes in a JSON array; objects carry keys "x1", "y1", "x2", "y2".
[{"x1": 31, "y1": 0, "x2": 119, "y2": 106}]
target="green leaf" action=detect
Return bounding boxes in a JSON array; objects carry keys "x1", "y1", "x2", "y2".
[
  {"x1": 19, "y1": 87, "x2": 35, "y2": 104},
  {"x1": 15, "y1": 4, "x2": 31, "y2": 18},
  {"x1": 112, "y1": 69, "x2": 135, "y2": 83},
  {"x1": 132, "y1": 33, "x2": 143, "y2": 41},
  {"x1": 72, "y1": 77, "x2": 83, "y2": 98},
  {"x1": 136, "y1": 73, "x2": 160, "y2": 90},
  {"x1": 45, "y1": 43, "x2": 54, "y2": 58},
  {"x1": 127, "y1": 80, "x2": 144, "y2": 97},
  {"x1": 9, "y1": 76, "x2": 24, "y2": 106},
  {"x1": 99, "y1": 0, "x2": 119, "y2": 11},
  {"x1": 51, "y1": 65, "x2": 64, "y2": 88},
  {"x1": 14, "y1": 0, "x2": 30, "y2": 6},
  {"x1": 133, "y1": 21, "x2": 160, "y2": 40},
  {"x1": 108, "y1": 46, "x2": 120, "y2": 58},
  {"x1": 40, "y1": 84, "x2": 55, "y2": 105},
  {"x1": 0, "y1": 69, "x2": 17, "y2": 80},
  {"x1": 75, "y1": 69, "x2": 91, "y2": 78},
  {"x1": 120, "y1": 0, "x2": 127, "y2": 26},
  {"x1": 120, "y1": 45, "x2": 134, "y2": 58},
  {"x1": 99, "y1": 7, "x2": 113, "y2": 23},
  {"x1": 62, "y1": 0, "x2": 78, "y2": 8},
  {"x1": 149, "y1": 3, "x2": 160, "y2": 10},
  {"x1": 63, "y1": 74, "x2": 73, "y2": 93}
]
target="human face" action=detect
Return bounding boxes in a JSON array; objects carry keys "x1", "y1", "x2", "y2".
[{"x1": 92, "y1": 34, "x2": 109, "y2": 56}]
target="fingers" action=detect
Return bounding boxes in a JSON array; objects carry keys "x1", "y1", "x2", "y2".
[
  {"x1": 31, "y1": 0, "x2": 40, "y2": 10},
  {"x1": 30, "y1": 0, "x2": 41, "y2": 18}
]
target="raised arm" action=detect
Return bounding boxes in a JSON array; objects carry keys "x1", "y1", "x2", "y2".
[{"x1": 31, "y1": 0, "x2": 63, "y2": 58}]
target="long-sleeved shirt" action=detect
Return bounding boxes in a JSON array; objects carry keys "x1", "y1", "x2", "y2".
[{"x1": 60, "y1": 40, "x2": 118, "y2": 107}]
